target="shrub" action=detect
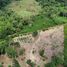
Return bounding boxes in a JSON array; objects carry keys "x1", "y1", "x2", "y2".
[
  {"x1": 45, "y1": 56, "x2": 64, "y2": 67},
  {"x1": 32, "y1": 31, "x2": 38, "y2": 37},
  {"x1": 23, "y1": 20, "x2": 29, "y2": 26},
  {"x1": 39, "y1": 49, "x2": 45, "y2": 57},
  {"x1": 0, "y1": 40, "x2": 8, "y2": 55},
  {"x1": 45, "y1": 62, "x2": 55, "y2": 67},
  {"x1": 19, "y1": 48, "x2": 25, "y2": 55},
  {"x1": 6, "y1": 47, "x2": 18, "y2": 58},
  {"x1": 0, "y1": 26, "x2": 15, "y2": 39},
  {"x1": 51, "y1": 56, "x2": 63, "y2": 66},
  {"x1": 0, "y1": 0, "x2": 11, "y2": 9},
  {"x1": 26, "y1": 59, "x2": 35, "y2": 67},
  {"x1": 12, "y1": 59, "x2": 20, "y2": 67},
  {"x1": 59, "y1": 12, "x2": 67, "y2": 17}
]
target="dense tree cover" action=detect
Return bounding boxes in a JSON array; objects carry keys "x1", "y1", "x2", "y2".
[
  {"x1": 39, "y1": 49, "x2": 45, "y2": 57},
  {"x1": 0, "y1": 40, "x2": 8, "y2": 55},
  {"x1": 36, "y1": 0, "x2": 67, "y2": 17},
  {"x1": 0, "y1": 10, "x2": 24, "y2": 39},
  {"x1": 32, "y1": 31, "x2": 38, "y2": 37},
  {"x1": 0, "y1": 0, "x2": 11, "y2": 9},
  {"x1": 36, "y1": 0, "x2": 67, "y2": 6}
]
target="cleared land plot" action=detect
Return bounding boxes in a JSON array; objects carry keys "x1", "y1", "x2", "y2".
[{"x1": 0, "y1": 25, "x2": 64, "y2": 67}]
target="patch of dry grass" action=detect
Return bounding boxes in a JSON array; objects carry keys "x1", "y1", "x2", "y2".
[{"x1": 6, "y1": 0, "x2": 41, "y2": 18}]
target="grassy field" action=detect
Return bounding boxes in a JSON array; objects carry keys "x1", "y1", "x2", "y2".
[
  {"x1": 20, "y1": 15, "x2": 67, "y2": 33},
  {"x1": 64, "y1": 24, "x2": 67, "y2": 66}
]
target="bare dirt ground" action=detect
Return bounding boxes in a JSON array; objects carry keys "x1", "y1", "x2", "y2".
[{"x1": 0, "y1": 25, "x2": 64, "y2": 67}]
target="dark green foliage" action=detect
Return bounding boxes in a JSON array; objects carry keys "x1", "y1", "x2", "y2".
[
  {"x1": 0, "y1": 0, "x2": 11, "y2": 9},
  {"x1": 0, "y1": 26, "x2": 15, "y2": 39},
  {"x1": 36, "y1": 0, "x2": 67, "y2": 6},
  {"x1": 32, "y1": 31, "x2": 38, "y2": 37},
  {"x1": 12, "y1": 59, "x2": 20, "y2": 67},
  {"x1": 0, "y1": 40, "x2": 8, "y2": 55},
  {"x1": 26, "y1": 59, "x2": 31, "y2": 64},
  {"x1": 39, "y1": 49, "x2": 45, "y2": 57},
  {"x1": 26, "y1": 59, "x2": 35, "y2": 67},
  {"x1": 52, "y1": 56, "x2": 63, "y2": 65},
  {"x1": 45, "y1": 56, "x2": 64, "y2": 67},
  {"x1": 59, "y1": 12, "x2": 67, "y2": 17},
  {"x1": 35, "y1": 0, "x2": 67, "y2": 19},
  {"x1": 6, "y1": 47, "x2": 18, "y2": 58}
]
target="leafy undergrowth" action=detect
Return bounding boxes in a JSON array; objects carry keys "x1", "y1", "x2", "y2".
[
  {"x1": 45, "y1": 56, "x2": 64, "y2": 67},
  {"x1": 22, "y1": 15, "x2": 67, "y2": 33}
]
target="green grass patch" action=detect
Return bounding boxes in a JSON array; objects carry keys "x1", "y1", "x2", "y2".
[{"x1": 20, "y1": 15, "x2": 67, "y2": 33}]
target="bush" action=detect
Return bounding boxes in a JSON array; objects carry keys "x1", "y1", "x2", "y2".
[
  {"x1": 19, "y1": 48, "x2": 25, "y2": 55},
  {"x1": 59, "y1": 12, "x2": 67, "y2": 17},
  {"x1": 32, "y1": 31, "x2": 38, "y2": 37},
  {"x1": 45, "y1": 62, "x2": 55, "y2": 67},
  {"x1": 45, "y1": 56, "x2": 64, "y2": 67},
  {"x1": 26, "y1": 59, "x2": 35, "y2": 67},
  {"x1": 12, "y1": 59, "x2": 20, "y2": 67},
  {"x1": 6, "y1": 47, "x2": 18, "y2": 58},
  {"x1": 39, "y1": 49, "x2": 45, "y2": 57},
  {"x1": 0, "y1": 26, "x2": 15, "y2": 39},
  {"x1": 0, "y1": 40, "x2": 8, "y2": 55}
]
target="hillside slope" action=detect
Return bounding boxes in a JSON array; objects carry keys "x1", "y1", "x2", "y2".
[{"x1": 0, "y1": 0, "x2": 67, "y2": 67}]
